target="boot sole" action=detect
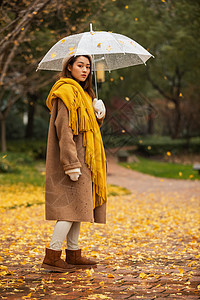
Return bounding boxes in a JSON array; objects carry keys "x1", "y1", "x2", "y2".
[{"x1": 41, "y1": 263, "x2": 75, "y2": 273}]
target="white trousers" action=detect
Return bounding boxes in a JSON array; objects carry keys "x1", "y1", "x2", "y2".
[{"x1": 49, "y1": 221, "x2": 80, "y2": 251}]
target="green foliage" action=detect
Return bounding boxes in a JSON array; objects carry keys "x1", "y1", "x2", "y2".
[
  {"x1": 1, "y1": 0, "x2": 200, "y2": 149},
  {"x1": 0, "y1": 158, "x2": 14, "y2": 173},
  {"x1": 6, "y1": 139, "x2": 47, "y2": 159},
  {"x1": 135, "y1": 136, "x2": 200, "y2": 156},
  {"x1": 6, "y1": 111, "x2": 25, "y2": 140},
  {"x1": 33, "y1": 116, "x2": 48, "y2": 139},
  {"x1": 103, "y1": 133, "x2": 200, "y2": 155},
  {"x1": 96, "y1": 0, "x2": 200, "y2": 138}
]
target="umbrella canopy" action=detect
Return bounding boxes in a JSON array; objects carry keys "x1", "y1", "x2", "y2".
[{"x1": 37, "y1": 26, "x2": 153, "y2": 72}]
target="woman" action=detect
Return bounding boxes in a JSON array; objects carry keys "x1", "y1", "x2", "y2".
[{"x1": 41, "y1": 55, "x2": 107, "y2": 272}]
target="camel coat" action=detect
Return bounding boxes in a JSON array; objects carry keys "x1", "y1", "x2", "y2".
[{"x1": 45, "y1": 98, "x2": 106, "y2": 224}]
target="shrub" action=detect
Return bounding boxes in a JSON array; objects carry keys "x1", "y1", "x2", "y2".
[
  {"x1": 6, "y1": 111, "x2": 25, "y2": 140},
  {"x1": 33, "y1": 117, "x2": 48, "y2": 139},
  {"x1": 0, "y1": 158, "x2": 14, "y2": 173},
  {"x1": 6, "y1": 139, "x2": 47, "y2": 160}
]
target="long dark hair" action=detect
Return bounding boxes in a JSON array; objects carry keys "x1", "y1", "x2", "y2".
[{"x1": 60, "y1": 55, "x2": 95, "y2": 100}]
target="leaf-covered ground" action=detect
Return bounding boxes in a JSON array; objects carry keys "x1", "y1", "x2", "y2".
[{"x1": 0, "y1": 184, "x2": 199, "y2": 299}]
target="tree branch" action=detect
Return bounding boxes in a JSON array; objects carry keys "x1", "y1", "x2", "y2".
[{"x1": 146, "y1": 67, "x2": 173, "y2": 101}]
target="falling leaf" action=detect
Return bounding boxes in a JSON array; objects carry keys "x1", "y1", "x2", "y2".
[
  {"x1": 179, "y1": 92, "x2": 183, "y2": 97},
  {"x1": 97, "y1": 43, "x2": 101, "y2": 48},
  {"x1": 167, "y1": 151, "x2": 171, "y2": 156},
  {"x1": 110, "y1": 78, "x2": 114, "y2": 82},
  {"x1": 147, "y1": 146, "x2": 151, "y2": 150},
  {"x1": 21, "y1": 27, "x2": 24, "y2": 31},
  {"x1": 135, "y1": 18, "x2": 138, "y2": 21},
  {"x1": 125, "y1": 97, "x2": 130, "y2": 101},
  {"x1": 2, "y1": 154, "x2": 7, "y2": 159},
  {"x1": 61, "y1": 39, "x2": 65, "y2": 44},
  {"x1": 120, "y1": 76, "x2": 124, "y2": 80},
  {"x1": 69, "y1": 51, "x2": 74, "y2": 55},
  {"x1": 125, "y1": 5, "x2": 128, "y2": 9},
  {"x1": 179, "y1": 172, "x2": 183, "y2": 176}
]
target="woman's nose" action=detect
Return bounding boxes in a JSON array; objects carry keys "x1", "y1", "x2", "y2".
[{"x1": 83, "y1": 66, "x2": 87, "y2": 72}]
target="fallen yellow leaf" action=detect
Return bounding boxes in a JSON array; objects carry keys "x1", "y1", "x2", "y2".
[
  {"x1": 139, "y1": 272, "x2": 147, "y2": 279},
  {"x1": 107, "y1": 274, "x2": 115, "y2": 278}
]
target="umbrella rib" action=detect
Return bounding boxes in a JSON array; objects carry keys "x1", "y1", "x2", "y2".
[
  {"x1": 103, "y1": 54, "x2": 110, "y2": 71},
  {"x1": 109, "y1": 33, "x2": 125, "y2": 54},
  {"x1": 74, "y1": 32, "x2": 85, "y2": 56}
]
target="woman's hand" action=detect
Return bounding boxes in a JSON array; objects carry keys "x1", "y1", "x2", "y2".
[
  {"x1": 65, "y1": 168, "x2": 81, "y2": 181},
  {"x1": 93, "y1": 98, "x2": 106, "y2": 119}
]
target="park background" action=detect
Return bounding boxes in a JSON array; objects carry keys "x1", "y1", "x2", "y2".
[
  {"x1": 0, "y1": 1, "x2": 200, "y2": 299},
  {"x1": 0, "y1": 0, "x2": 200, "y2": 175}
]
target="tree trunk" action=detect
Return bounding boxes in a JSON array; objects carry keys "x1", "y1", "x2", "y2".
[
  {"x1": 172, "y1": 100, "x2": 181, "y2": 139},
  {"x1": 25, "y1": 93, "x2": 37, "y2": 139},
  {"x1": 0, "y1": 118, "x2": 6, "y2": 152},
  {"x1": 147, "y1": 104, "x2": 154, "y2": 135}
]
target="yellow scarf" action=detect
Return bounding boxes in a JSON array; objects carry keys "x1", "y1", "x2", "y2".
[{"x1": 46, "y1": 78, "x2": 107, "y2": 209}]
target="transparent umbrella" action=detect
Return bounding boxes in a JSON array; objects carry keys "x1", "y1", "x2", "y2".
[{"x1": 37, "y1": 24, "x2": 154, "y2": 98}]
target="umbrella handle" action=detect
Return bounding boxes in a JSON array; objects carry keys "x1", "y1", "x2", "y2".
[
  {"x1": 92, "y1": 54, "x2": 98, "y2": 99},
  {"x1": 90, "y1": 23, "x2": 98, "y2": 99}
]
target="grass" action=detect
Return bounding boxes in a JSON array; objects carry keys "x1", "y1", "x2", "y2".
[
  {"x1": 0, "y1": 153, "x2": 131, "y2": 210},
  {"x1": 120, "y1": 156, "x2": 200, "y2": 180},
  {"x1": 0, "y1": 152, "x2": 46, "y2": 186}
]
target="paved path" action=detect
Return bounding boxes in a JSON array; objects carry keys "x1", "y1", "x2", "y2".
[
  {"x1": 106, "y1": 153, "x2": 200, "y2": 197},
  {"x1": 0, "y1": 156, "x2": 199, "y2": 299}
]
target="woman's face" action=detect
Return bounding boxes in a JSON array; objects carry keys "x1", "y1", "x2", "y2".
[{"x1": 68, "y1": 56, "x2": 91, "y2": 82}]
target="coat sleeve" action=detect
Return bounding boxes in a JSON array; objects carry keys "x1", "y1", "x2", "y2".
[{"x1": 54, "y1": 98, "x2": 82, "y2": 172}]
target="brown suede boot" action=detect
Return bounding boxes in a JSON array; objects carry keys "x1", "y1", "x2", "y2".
[
  {"x1": 65, "y1": 249, "x2": 97, "y2": 269},
  {"x1": 41, "y1": 248, "x2": 75, "y2": 272}
]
